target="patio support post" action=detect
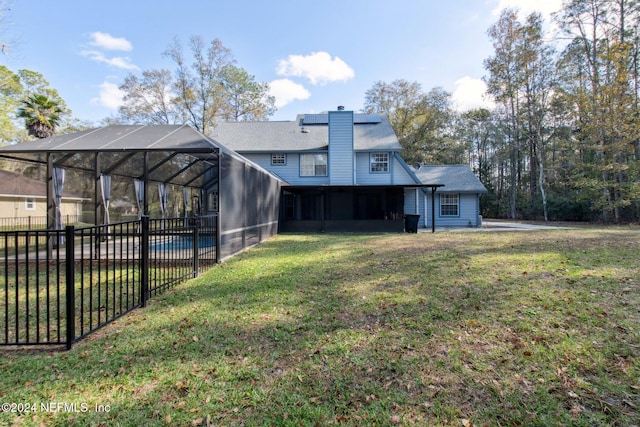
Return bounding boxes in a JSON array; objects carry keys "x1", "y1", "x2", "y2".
[
  {"x1": 216, "y1": 157, "x2": 221, "y2": 263},
  {"x1": 94, "y1": 153, "x2": 102, "y2": 227},
  {"x1": 65, "y1": 225, "x2": 76, "y2": 350},
  {"x1": 94, "y1": 153, "x2": 102, "y2": 256},
  {"x1": 320, "y1": 188, "x2": 325, "y2": 232},
  {"x1": 143, "y1": 153, "x2": 149, "y2": 215},
  {"x1": 242, "y1": 164, "x2": 247, "y2": 249},
  {"x1": 431, "y1": 187, "x2": 436, "y2": 233},
  {"x1": 46, "y1": 153, "x2": 54, "y2": 256}
]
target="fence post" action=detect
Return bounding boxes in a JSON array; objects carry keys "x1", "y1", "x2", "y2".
[
  {"x1": 141, "y1": 216, "x2": 149, "y2": 307},
  {"x1": 215, "y1": 213, "x2": 221, "y2": 263},
  {"x1": 193, "y1": 216, "x2": 200, "y2": 278},
  {"x1": 65, "y1": 226, "x2": 75, "y2": 350}
]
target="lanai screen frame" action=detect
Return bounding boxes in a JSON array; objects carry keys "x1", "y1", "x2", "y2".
[{"x1": 0, "y1": 124, "x2": 284, "y2": 260}]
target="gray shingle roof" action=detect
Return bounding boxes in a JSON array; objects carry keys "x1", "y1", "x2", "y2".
[
  {"x1": 0, "y1": 170, "x2": 85, "y2": 199},
  {"x1": 213, "y1": 114, "x2": 402, "y2": 152},
  {"x1": 414, "y1": 165, "x2": 487, "y2": 193}
]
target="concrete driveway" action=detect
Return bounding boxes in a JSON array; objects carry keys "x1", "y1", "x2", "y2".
[{"x1": 420, "y1": 221, "x2": 576, "y2": 232}]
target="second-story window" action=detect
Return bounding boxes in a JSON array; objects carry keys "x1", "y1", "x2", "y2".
[
  {"x1": 271, "y1": 153, "x2": 286, "y2": 165},
  {"x1": 370, "y1": 152, "x2": 389, "y2": 172},
  {"x1": 300, "y1": 153, "x2": 328, "y2": 176}
]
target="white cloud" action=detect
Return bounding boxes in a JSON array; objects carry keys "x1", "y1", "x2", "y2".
[
  {"x1": 81, "y1": 50, "x2": 139, "y2": 70},
  {"x1": 491, "y1": 0, "x2": 564, "y2": 18},
  {"x1": 268, "y1": 79, "x2": 311, "y2": 108},
  {"x1": 91, "y1": 81, "x2": 124, "y2": 109},
  {"x1": 276, "y1": 51, "x2": 355, "y2": 85},
  {"x1": 89, "y1": 32, "x2": 133, "y2": 51},
  {"x1": 451, "y1": 76, "x2": 495, "y2": 112}
]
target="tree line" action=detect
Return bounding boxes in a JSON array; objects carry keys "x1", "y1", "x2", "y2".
[
  {"x1": 2, "y1": 1, "x2": 639, "y2": 223},
  {"x1": 365, "y1": 1, "x2": 640, "y2": 223}
]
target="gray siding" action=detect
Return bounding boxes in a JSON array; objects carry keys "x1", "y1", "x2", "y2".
[{"x1": 328, "y1": 110, "x2": 354, "y2": 185}]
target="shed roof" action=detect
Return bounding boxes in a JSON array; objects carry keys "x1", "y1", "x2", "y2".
[
  {"x1": 414, "y1": 165, "x2": 487, "y2": 193},
  {"x1": 213, "y1": 114, "x2": 401, "y2": 152}
]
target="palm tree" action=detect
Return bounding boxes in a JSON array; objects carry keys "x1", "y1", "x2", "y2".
[{"x1": 17, "y1": 94, "x2": 63, "y2": 139}]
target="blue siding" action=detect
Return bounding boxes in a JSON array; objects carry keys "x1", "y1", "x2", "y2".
[
  {"x1": 391, "y1": 157, "x2": 417, "y2": 185},
  {"x1": 421, "y1": 192, "x2": 481, "y2": 228},
  {"x1": 240, "y1": 152, "x2": 329, "y2": 185},
  {"x1": 403, "y1": 189, "x2": 420, "y2": 215},
  {"x1": 328, "y1": 110, "x2": 354, "y2": 185},
  {"x1": 355, "y1": 152, "x2": 417, "y2": 185}
]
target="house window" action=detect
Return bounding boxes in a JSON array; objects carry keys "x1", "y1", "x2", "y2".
[
  {"x1": 25, "y1": 198, "x2": 36, "y2": 211},
  {"x1": 370, "y1": 152, "x2": 389, "y2": 172},
  {"x1": 440, "y1": 194, "x2": 459, "y2": 216},
  {"x1": 300, "y1": 153, "x2": 327, "y2": 176},
  {"x1": 271, "y1": 153, "x2": 286, "y2": 165}
]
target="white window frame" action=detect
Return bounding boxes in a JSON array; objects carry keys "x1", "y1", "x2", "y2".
[
  {"x1": 25, "y1": 198, "x2": 36, "y2": 211},
  {"x1": 271, "y1": 153, "x2": 286, "y2": 165},
  {"x1": 440, "y1": 194, "x2": 459, "y2": 217},
  {"x1": 370, "y1": 152, "x2": 389, "y2": 173},
  {"x1": 300, "y1": 153, "x2": 328, "y2": 177}
]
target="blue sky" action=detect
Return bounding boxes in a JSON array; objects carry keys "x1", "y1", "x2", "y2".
[{"x1": 2, "y1": 0, "x2": 563, "y2": 124}]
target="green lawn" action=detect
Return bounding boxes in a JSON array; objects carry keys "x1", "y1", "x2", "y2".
[{"x1": 1, "y1": 228, "x2": 639, "y2": 426}]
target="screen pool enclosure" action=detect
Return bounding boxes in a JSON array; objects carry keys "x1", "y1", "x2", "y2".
[{"x1": 0, "y1": 125, "x2": 283, "y2": 348}]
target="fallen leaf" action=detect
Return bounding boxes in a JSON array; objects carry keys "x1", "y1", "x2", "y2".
[
  {"x1": 191, "y1": 418, "x2": 204, "y2": 425},
  {"x1": 165, "y1": 414, "x2": 172, "y2": 424}
]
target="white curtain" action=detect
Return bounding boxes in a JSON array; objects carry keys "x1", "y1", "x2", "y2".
[
  {"x1": 134, "y1": 179, "x2": 145, "y2": 221},
  {"x1": 158, "y1": 182, "x2": 168, "y2": 229},
  {"x1": 100, "y1": 174, "x2": 111, "y2": 238},
  {"x1": 52, "y1": 167, "x2": 65, "y2": 245}
]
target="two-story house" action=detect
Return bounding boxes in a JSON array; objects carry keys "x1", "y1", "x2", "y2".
[{"x1": 215, "y1": 107, "x2": 486, "y2": 232}]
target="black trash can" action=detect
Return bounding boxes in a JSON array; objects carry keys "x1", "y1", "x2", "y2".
[{"x1": 404, "y1": 214, "x2": 420, "y2": 233}]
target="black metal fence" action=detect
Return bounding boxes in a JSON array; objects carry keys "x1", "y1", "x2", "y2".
[
  {"x1": 0, "y1": 215, "x2": 84, "y2": 231},
  {"x1": 1, "y1": 214, "x2": 217, "y2": 349}
]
